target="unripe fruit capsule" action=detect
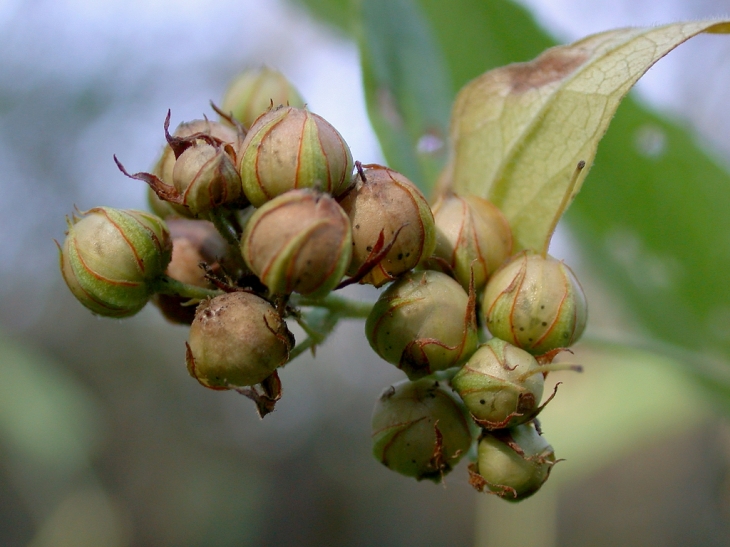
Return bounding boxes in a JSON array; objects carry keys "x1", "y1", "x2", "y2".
[
  {"x1": 186, "y1": 291, "x2": 294, "y2": 389},
  {"x1": 430, "y1": 193, "x2": 513, "y2": 292},
  {"x1": 59, "y1": 207, "x2": 172, "y2": 317},
  {"x1": 483, "y1": 251, "x2": 587, "y2": 354},
  {"x1": 171, "y1": 140, "x2": 244, "y2": 216},
  {"x1": 450, "y1": 338, "x2": 544, "y2": 429},
  {"x1": 366, "y1": 270, "x2": 478, "y2": 379},
  {"x1": 470, "y1": 422, "x2": 556, "y2": 501},
  {"x1": 371, "y1": 378, "x2": 472, "y2": 482},
  {"x1": 221, "y1": 66, "x2": 305, "y2": 129},
  {"x1": 238, "y1": 106, "x2": 353, "y2": 207},
  {"x1": 241, "y1": 189, "x2": 352, "y2": 298},
  {"x1": 339, "y1": 164, "x2": 436, "y2": 287},
  {"x1": 151, "y1": 119, "x2": 243, "y2": 219}
]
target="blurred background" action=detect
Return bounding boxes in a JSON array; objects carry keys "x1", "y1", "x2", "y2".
[{"x1": 2, "y1": 0, "x2": 730, "y2": 545}]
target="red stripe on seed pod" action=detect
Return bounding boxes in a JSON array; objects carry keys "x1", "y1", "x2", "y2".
[{"x1": 98, "y1": 208, "x2": 146, "y2": 273}]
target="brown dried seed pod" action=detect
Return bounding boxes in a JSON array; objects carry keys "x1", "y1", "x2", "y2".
[
  {"x1": 186, "y1": 291, "x2": 294, "y2": 389},
  {"x1": 339, "y1": 164, "x2": 436, "y2": 287}
]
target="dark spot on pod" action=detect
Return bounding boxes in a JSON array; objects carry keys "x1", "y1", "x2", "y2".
[
  {"x1": 479, "y1": 399, "x2": 486, "y2": 404},
  {"x1": 542, "y1": 322, "x2": 547, "y2": 326},
  {"x1": 366, "y1": 246, "x2": 373, "y2": 251}
]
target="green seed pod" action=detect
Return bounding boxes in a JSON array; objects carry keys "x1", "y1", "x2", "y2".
[
  {"x1": 469, "y1": 423, "x2": 556, "y2": 502},
  {"x1": 451, "y1": 338, "x2": 543, "y2": 429},
  {"x1": 430, "y1": 193, "x2": 513, "y2": 292},
  {"x1": 483, "y1": 251, "x2": 587, "y2": 355},
  {"x1": 152, "y1": 219, "x2": 229, "y2": 324},
  {"x1": 171, "y1": 140, "x2": 244, "y2": 216},
  {"x1": 366, "y1": 270, "x2": 478, "y2": 379},
  {"x1": 151, "y1": 119, "x2": 243, "y2": 219},
  {"x1": 241, "y1": 189, "x2": 352, "y2": 298},
  {"x1": 59, "y1": 207, "x2": 172, "y2": 318},
  {"x1": 186, "y1": 291, "x2": 294, "y2": 389},
  {"x1": 238, "y1": 106, "x2": 353, "y2": 207},
  {"x1": 371, "y1": 378, "x2": 472, "y2": 483},
  {"x1": 339, "y1": 164, "x2": 436, "y2": 287},
  {"x1": 221, "y1": 66, "x2": 305, "y2": 129}
]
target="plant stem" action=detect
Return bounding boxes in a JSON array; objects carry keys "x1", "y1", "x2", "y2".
[
  {"x1": 207, "y1": 209, "x2": 239, "y2": 246},
  {"x1": 294, "y1": 293, "x2": 373, "y2": 319},
  {"x1": 152, "y1": 275, "x2": 222, "y2": 300}
]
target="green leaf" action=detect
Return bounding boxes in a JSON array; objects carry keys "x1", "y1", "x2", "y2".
[
  {"x1": 446, "y1": 21, "x2": 730, "y2": 253},
  {"x1": 355, "y1": 0, "x2": 453, "y2": 194}
]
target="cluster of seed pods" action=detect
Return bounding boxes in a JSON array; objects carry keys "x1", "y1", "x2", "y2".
[{"x1": 58, "y1": 67, "x2": 588, "y2": 502}]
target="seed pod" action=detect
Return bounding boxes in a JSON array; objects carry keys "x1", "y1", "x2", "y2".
[
  {"x1": 153, "y1": 119, "x2": 242, "y2": 185},
  {"x1": 171, "y1": 140, "x2": 244, "y2": 216},
  {"x1": 238, "y1": 106, "x2": 353, "y2": 207},
  {"x1": 59, "y1": 207, "x2": 172, "y2": 317},
  {"x1": 241, "y1": 189, "x2": 352, "y2": 298},
  {"x1": 186, "y1": 291, "x2": 294, "y2": 389},
  {"x1": 366, "y1": 270, "x2": 478, "y2": 379},
  {"x1": 152, "y1": 219, "x2": 229, "y2": 324},
  {"x1": 430, "y1": 193, "x2": 513, "y2": 292},
  {"x1": 221, "y1": 66, "x2": 305, "y2": 129},
  {"x1": 371, "y1": 378, "x2": 472, "y2": 483},
  {"x1": 469, "y1": 423, "x2": 556, "y2": 501},
  {"x1": 451, "y1": 338, "x2": 543, "y2": 429},
  {"x1": 483, "y1": 251, "x2": 587, "y2": 355},
  {"x1": 339, "y1": 164, "x2": 436, "y2": 287},
  {"x1": 151, "y1": 119, "x2": 243, "y2": 219}
]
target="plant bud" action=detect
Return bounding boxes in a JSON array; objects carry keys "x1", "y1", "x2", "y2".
[
  {"x1": 371, "y1": 379, "x2": 472, "y2": 482},
  {"x1": 186, "y1": 291, "x2": 294, "y2": 389},
  {"x1": 59, "y1": 207, "x2": 172, "y2": 317},
  {"x1": 151, "y1": 119, "x2": 243, "y2": 219},
  {"x1": 171, "y1": 140, "x2": 244, "y2": 216},
  {"x1": 483, "y1": 251, "x2": 587, "y2": 355},
  {"x1": 241, "y1": 189, "x2": 352, "y2": 298},
  {"x1": 153, "y1": 219, "x2": 229, "y2": 324},
  {"x1": 430, "y1": 193, "x2": 513, "y2": 292},
  {"x1": 238, "y1": 106, "x2": 353, "y2": 207},
  {"x1": 469, "y1": 423, "x2": 556, "y2": 501},
  {"x1": 366, "y1": 270, "x2": 478, "y2": 379},
  {"x1": 221, "y1": 66, "x2": 305, "y2": 129},
  {"x1": 451, "y1": 338, "x2": 544, "y2": 429},
  {"x1": 339, "y1": 164, "x2": 436, "y2": 287},
  {"x1": 153, "y1": 119, "x2": 243, "y2": 185}
]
